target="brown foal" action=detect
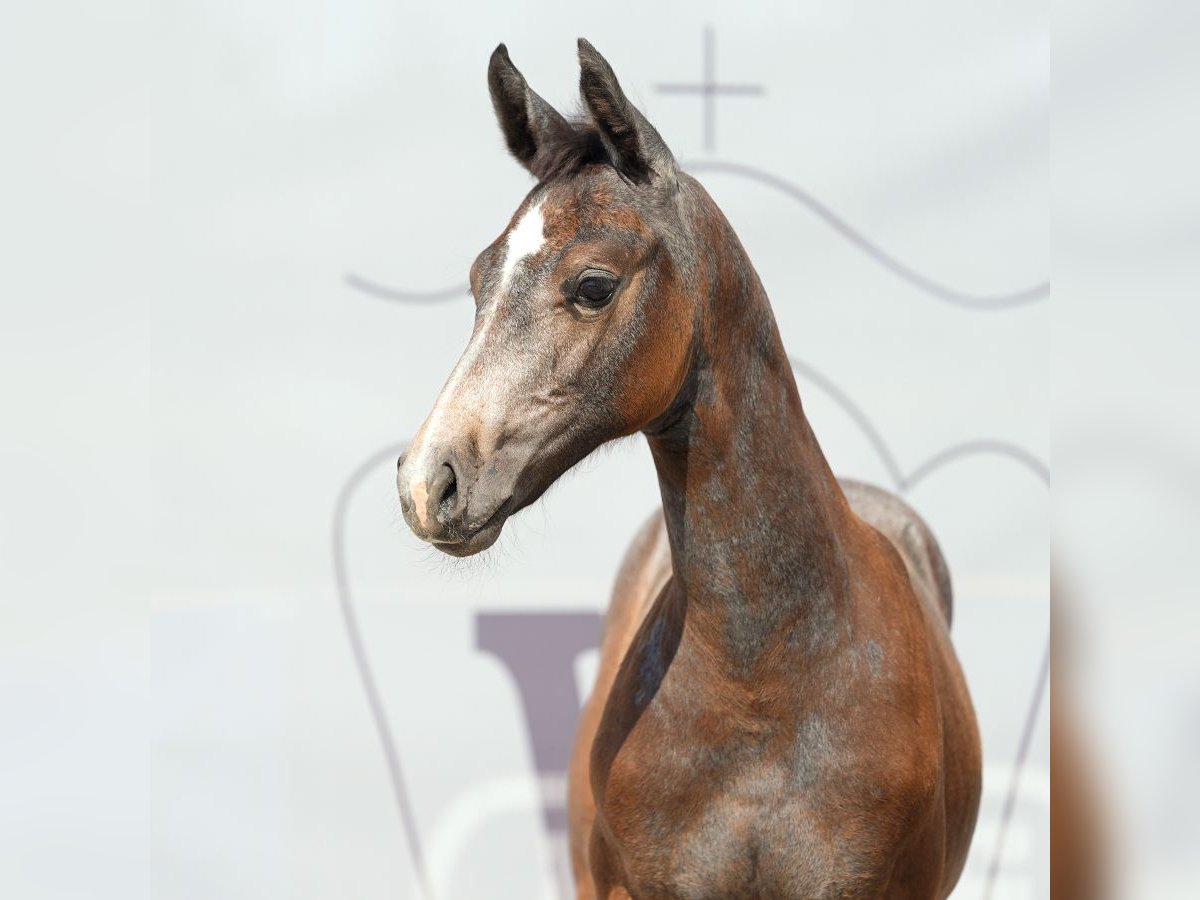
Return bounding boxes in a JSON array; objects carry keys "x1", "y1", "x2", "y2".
[{"x1": 396, "y1": 40, "x2": 981, "y2": 899}]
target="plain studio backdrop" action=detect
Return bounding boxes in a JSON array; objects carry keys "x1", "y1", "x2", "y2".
[{"x1": 2, "y1": 2, "x2": 1061, "y2": 898}]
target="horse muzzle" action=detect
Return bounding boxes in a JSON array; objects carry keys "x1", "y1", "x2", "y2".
[{"x1": 396, "y1": 446, "x2": 515, "y2": 556}]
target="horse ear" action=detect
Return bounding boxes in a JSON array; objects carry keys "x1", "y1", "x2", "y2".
[
  {"x1": 488, "y1": 43, "x2": 572, "y2": 179},
  {"x1": 577, "y1": 38, "x2": 676, "y2": 184}
]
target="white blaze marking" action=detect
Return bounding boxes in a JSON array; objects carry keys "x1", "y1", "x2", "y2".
[
  {"x1": 499, "y1": 200, "x2": 546, "y2": 289},
  {"x1": 405, "y1": 200, "x2": 546, "y2": 519}
]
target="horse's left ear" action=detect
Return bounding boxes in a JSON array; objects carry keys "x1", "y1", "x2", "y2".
[
  {"x1": 489, "y1": 43, "x2": 574, "y2": 179},
  {"x1": 577, "y1": 38, "x2": 676, "y2": 184}
]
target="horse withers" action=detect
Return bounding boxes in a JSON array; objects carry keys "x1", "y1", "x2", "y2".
[{"x1": 396, "y1": 39, "x2": 981, "y2": 900}]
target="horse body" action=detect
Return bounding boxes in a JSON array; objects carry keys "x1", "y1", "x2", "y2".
[
  {"x1": 570, "y1": 487, "x2": 979, "y2": 899},
  {"x1": 396, "y1": 39, "x2": 980, "y2": 898}
]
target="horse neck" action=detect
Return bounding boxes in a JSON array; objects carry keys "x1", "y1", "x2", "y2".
[{"x1": 645, "y1": 193, "x2": 853, "y2": 673}]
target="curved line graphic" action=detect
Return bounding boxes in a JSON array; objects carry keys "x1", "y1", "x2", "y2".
[
  {"x1": 983, "y1": 641, "x2": 1050, "y2": 900},
  {"x1": 345, "y1": 159, "x2": 1048, "y2": 311},
  {"x1": 687, "y1": 160, "x2": 1048, "y2": 311},
  {"x1": 332, "y1": 443, "x2": 435, "y2": 900},
  {"x1": 789, "y1": 355, "x2": 1049, "y2": 489},
  {"x1": 907, "y1": 441, "x2": 1049, "y2": 490},
  {"x1": 345, "y1": 272, "x2": 468, "y2": 304}
]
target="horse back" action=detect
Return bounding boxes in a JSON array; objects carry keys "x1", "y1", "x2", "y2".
[{"x1": 839, "y1": 478, "x2": 954, "y2": 627}]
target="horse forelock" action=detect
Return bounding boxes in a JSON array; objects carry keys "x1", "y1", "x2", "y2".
[{"x1": 529, "y1": 120, "x2": 610, "y2": 183}]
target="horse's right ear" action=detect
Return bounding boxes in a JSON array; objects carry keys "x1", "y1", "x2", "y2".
[
  {"x1": 488, "y1": 44, "x2": 572, "y2": 179},
  {"x1": 577, "y1": 38, "x2": 676, "y2": 184}
]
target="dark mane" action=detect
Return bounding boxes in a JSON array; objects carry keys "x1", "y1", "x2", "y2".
[{"x1": 530, "y1": 118, "x2": 612, "y2": 183}]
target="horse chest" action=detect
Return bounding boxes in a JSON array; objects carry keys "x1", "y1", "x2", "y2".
[
  {"x1": 596, "y1": 723, "x2": 900, "y2": 899},
  {"x1": 601, "y1": 776, "x2": 891, "y2": 898},
  {"x1": 591, "y1": 604, "x2": 940, "y2": 897}
]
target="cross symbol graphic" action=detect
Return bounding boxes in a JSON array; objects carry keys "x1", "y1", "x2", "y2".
[{"x1": 655, "y1": 26, "x2": 765, "y2": 153}]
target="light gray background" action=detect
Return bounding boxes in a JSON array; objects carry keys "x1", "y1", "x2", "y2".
[{"x1": 2, "y1": 2, "x2": 1049, "y2": 899}]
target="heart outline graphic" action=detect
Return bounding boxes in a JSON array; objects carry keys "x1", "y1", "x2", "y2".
[{"x1": 331, "y1": 353, "x2": 1048, "y2": 899}]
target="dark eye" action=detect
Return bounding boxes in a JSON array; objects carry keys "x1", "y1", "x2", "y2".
[{"x1": 575, "y1": 273, "x2": 618, "y2": 308}]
